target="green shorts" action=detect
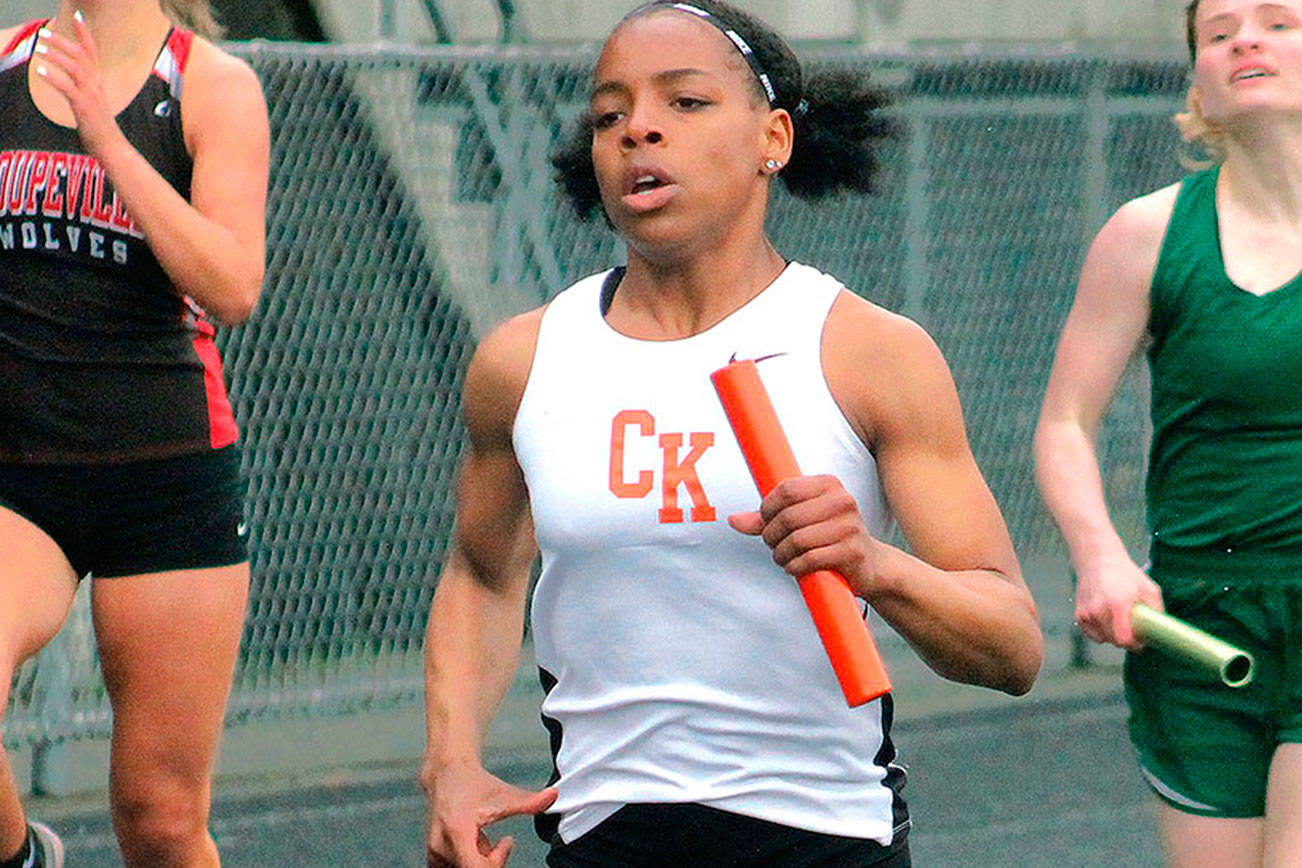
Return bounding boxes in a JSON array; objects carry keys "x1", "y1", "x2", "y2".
[{"x1": 1125, "y1": 546, "x2": 1302, "y2": 818}]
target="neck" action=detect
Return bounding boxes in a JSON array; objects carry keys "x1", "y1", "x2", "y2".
[
  {"x1": 1220, "y1": 117, "x2": 1302, "y2": 223},
  {"x1": 613, "y1": 238, "x2": 787, "y2": 340},
  {"x1": 51, "y1": 1, "x2": 170, "y2": 68}
]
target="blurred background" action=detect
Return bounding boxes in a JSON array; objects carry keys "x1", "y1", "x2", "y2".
[
  {"x1": 5, "y1": 1, "x2": 1193, "y2": 865},
  {"x1": 10, "y1": 0, "x2": 1189, "y2": 47}
]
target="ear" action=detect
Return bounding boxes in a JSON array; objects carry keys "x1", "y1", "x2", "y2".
[{"x1": 760, "y1": 107, "x2": 795, "y2": 174}]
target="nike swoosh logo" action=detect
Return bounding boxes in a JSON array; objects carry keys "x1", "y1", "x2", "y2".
[{"x1": 727, "y1": 351, "x2": 790, "y2": 364}]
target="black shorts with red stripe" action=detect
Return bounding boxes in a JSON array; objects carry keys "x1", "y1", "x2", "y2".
[{"x1": 0, "y1": 444, "x2": 247, "y2": 578}]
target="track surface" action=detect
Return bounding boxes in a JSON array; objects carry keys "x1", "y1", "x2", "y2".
[{"x1": 47, "y1": 692, "x2": 1161, "y2": 867}]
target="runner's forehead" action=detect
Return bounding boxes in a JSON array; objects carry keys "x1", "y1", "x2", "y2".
[
  {"x1": 1195, "y1": 0, "x2": 1302, "y2": 23},
  {"x1": 592, "y1": 11, "x2": 753, "y2": 96}
]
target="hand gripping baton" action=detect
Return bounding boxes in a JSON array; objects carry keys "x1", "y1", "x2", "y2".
[
  {"x1": 711, "y1": 359, "x2": 892, "y2": 707},
  {"x1": 1130, "y1": 603, "x2": 1255, "y2": 688}
]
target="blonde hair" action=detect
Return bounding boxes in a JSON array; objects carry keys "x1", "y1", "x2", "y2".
[
  {"x1": 1174, "y1": 86, "x2": 1227, "y2": 168},
  {"x1": 1175, "y1": 1, "x2": 1224, "y2": 168},
  {"x1": 159, "y1": 0, "x2": 223, "y2": 39}
]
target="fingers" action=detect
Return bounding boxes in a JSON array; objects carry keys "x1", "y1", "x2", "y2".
[
  {"x1": 444, "y1": 822, "x2": 493, "y2": 868},
  {"x1": 751, "y1": 477, "x2": 869, "y2": 577},
  {"x1": 71, "y1": 10, "x2": 101, "y2": 66},
  {"x1": 758, "y1": 475, "x2": 844, "y2": 520},
  {"x1": 32, "y1": 37, "x2": 75, "y2": 91},
  {"x1": 486, "y1": 835, "x2": 515, "y2": 868},
  {"x1": 1140, "y1": 579, "x2": 1165, "y2": 613},
  {"x1": 36, "y1": 27, "x2": 87, "y2": 69},
  {"x1": 1077, "y1": 595, "x2": 1150, "y2": 649},
  {"x1": 727, "y1": 511, "x2": 764, "y2": 536},
  {"x1": 1110, "y1": 603, "x2": 1139, "y2": 650},
  {"x1": 477, "y1": 785, "x2": 558, "y2": 825},
  {"x1": 33, "y1": 28, "x2": 89, "y2": 97}
]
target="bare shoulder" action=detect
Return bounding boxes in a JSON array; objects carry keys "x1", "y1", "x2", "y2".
[
  {"x1": 181, "y1": 39, "x2": 266, "y2": 126},
  {"x1": 178, "y1": 38, "x2": 268, "y2": 158},
  {"x1": 1091, "y1": 182, "x2": 1180, "y2": 265},
  {"x1": 184, "y1": 37, "x2": 264, "y2": 98},
  {"x1": 462, "y1": 307, "x2": 548, "y2": 447},
  {"x1": 823, "y1": 291, "x2": 957, "y2": 449},
  {"x1": 1072, "y1": 180, "x2": 1182, "y2": 318},
  {"x1": 825, "y1": 291, "x2": 941, "y2": 372}
]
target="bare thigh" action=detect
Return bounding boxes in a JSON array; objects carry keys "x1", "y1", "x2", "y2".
[
  {"x1": 0, "y1": 507, "x2": 78, "y2": 853},
  {"x1": 1263, "y1": 744, "x2": 1302, "y2": 867},
  {"x1": 1157, "y1": 801, "x2": 1264, "y2": 868},
  {"x1": 0, "y1": 506, "x2": 78, "y2": 702},
  {"x1": 92, "y1": 564, "x2": 249, "y2": 828}
]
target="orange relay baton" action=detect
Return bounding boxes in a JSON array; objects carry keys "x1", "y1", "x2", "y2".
[{"x1": 711, "y1": 359, "x2": 892, "y2": 707}]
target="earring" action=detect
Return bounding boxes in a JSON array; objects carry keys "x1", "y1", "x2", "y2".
[{"x1": 765, "y1": 159, "x2": 782, "y2": 172}]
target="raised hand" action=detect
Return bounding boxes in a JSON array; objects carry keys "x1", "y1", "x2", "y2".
[{"x1": 34, "y1": 13, "x2": 124, "y2": 157}]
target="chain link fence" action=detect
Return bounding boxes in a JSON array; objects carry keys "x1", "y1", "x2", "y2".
[{"x1": 6, "y1": 44, "x2": 1188, "y2": 778}]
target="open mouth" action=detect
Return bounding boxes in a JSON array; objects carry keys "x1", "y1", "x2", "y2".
[
  {"x1": 631, "y1": 174, "x2": 669, "y2": 195},
  {"x1": 1232, "y1": 68, "x2": 1275, "y2": 82}
]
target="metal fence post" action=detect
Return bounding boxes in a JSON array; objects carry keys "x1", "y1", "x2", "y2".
[
  {"x1": 902, "y1": 113, "x2": 932, "y2": 324},
  {"x1": 1069, "y1": 64, "x2": 1112, "y2": 670}
]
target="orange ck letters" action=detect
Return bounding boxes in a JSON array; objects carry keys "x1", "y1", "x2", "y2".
[{"x1": 609, "y1": 410, "x2": 717, "y2": 524}]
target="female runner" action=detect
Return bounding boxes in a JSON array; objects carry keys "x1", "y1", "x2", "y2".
[
  {"x1": 1036, "y1": 1, "x2": 1302, "y2": 864},
  {"x1": 0, "y1": 1, "x2": 267, "y2": 865},
  {"x1": 425, "y1": 2, "x2": 1042, "y2": 865}
]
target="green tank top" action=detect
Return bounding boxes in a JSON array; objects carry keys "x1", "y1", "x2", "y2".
[{"x1": 1147, "y1": 167, "x2": 1302, "y2": 580}]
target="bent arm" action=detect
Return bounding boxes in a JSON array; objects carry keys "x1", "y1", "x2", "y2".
[
  {"x1": 834, "y1": 306, "x2": 1041, "y2": 694},
  {"x1": 45, "y1": 31, "x2": 270, "y2": 324},
  {"x1": 1033, "y1": 190, "x2": 1172, "y2": 645},
  {"x1": 131, "y1": 46, "x2": 269, "y2": 323}
]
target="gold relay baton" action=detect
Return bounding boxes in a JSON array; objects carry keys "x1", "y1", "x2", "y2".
[{"x1": 1130, "y1": 603, "x2": 1255, "y2": 688}]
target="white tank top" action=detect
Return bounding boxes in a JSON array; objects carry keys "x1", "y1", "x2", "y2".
[{"x1": 515, "y1": 262, "x2": 907, "y2": 844}]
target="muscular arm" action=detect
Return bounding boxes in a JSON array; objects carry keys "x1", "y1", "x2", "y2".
[
  {"x1": 737, "y1": 294, "x2": 1042, "y2": 695},
  {"x1": 38, "y1": 26, "x2": 269, "y2": 324},
  {"x1": 835, "y1": 298, "x2": 1041, "y2": 694},
  {"x1": 422, "y1": 311, "x2": 555, "y2": 868},
  {"x1": 1033, "y1": 188, "x2": 1175, "y2": 647},
  {"x1": 423, "y1": 465, "x2": 538, "y2": 770}
]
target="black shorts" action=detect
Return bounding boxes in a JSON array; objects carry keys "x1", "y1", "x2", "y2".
[
  {"x1": 0, "y1": 445, "x2": 247, "y2": 579},
  {"x1": 546, "y1": 803, "x2": 911, "y2": 868}
]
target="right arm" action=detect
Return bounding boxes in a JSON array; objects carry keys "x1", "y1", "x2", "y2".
[
  {"x1": 422, "y1": 309, "x2": 556, "y2": 868},
  {"x1": 1033, "y1": 185, "x2": 1178, "y2": 648}
]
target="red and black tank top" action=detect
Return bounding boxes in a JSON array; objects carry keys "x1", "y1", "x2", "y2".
[{"x1": 0, "y1": 20, "x2": 237, "y2": 463}]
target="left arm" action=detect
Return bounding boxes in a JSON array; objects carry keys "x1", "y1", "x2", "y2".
[
  {"x1": 37, "y1": 21, "x2": 269, "y2": 324},
  {"x1": 731, "y1": 293, "x2": 1042, "y2": 694}
]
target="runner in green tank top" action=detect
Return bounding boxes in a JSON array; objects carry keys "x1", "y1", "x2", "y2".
[{"x1": 1035, "y1": 1, "x2": 1302, "y2": 866}]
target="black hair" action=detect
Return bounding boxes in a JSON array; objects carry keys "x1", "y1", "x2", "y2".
[
  {"x1": 550, "y1": 0, "x2": 897, "y2": 220},
  {"x1": 1185, "y1": 0, "x2": 1199, "y2": 62}
]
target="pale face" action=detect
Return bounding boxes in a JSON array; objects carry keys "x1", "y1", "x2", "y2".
[
  {"x1": 588, "y1": 12, "x2": 780, "y2": 256},
  {"x1": 1191, "y1": 0, "x2": 1302, "y2": 123}
]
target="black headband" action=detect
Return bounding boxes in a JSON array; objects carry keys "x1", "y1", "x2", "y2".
[{"x1": 638, "y1": 2, "x2": 780, "y2": 106}]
